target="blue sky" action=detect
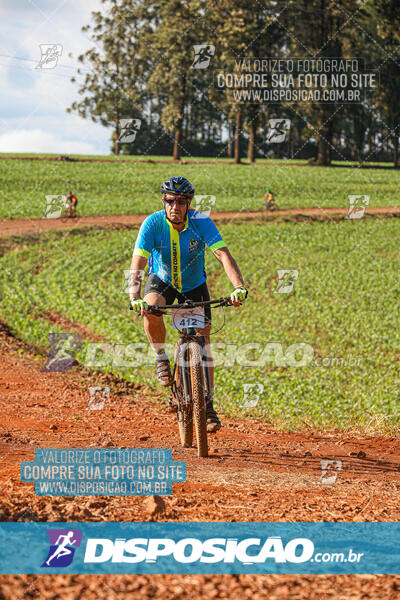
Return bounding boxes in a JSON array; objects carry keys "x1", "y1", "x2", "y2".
[{"x1": 0, "y1": 0, "x2": 111, "y2": 154}]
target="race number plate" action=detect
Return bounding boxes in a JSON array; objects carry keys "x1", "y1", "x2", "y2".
[{"x1": 172, "y1": 307, "x2": 205, "y2": 330}]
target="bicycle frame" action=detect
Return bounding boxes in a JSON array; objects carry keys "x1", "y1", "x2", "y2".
[
  {"x1": 147, "y1": 296, "x2": 232, "y2": 399},
  {"x1": 143, "y1": 297, "x2": 235, "y2": 456}
]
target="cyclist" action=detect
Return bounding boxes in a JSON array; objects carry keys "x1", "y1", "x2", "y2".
[
  {"x1": 129, "y1": 176, "x2": 248, "y2": 433},
  {"x1": 65, "y1": 192, "x2": 78, "y2": 217},
  {"x1": 262, "y1": 188, "x2": 276, "y2": 211}
]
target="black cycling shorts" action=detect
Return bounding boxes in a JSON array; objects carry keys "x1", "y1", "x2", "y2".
[{"x1": 143, "y1": 273, "x2": 211, "y2": 324}]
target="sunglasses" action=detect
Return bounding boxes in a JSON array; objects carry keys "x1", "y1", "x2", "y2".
[{"x1": 163, "y1": 196, "x2": 188, "y2": 206}]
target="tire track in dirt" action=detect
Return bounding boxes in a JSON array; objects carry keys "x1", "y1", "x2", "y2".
[
  {"x1": 1, "y1": 206, "x2": 400, "y2": 237},
  {"x1": 0, "y1": 320, "x2": 399, "y2": 522}
]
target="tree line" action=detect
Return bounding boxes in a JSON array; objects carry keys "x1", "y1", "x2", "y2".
[{"x1": 68, "y1": 0, "x2": 400, "y2": 166}]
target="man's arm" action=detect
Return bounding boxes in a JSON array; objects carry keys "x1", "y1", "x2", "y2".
[
  {"x1": 129, "y1": 254, "x2": 148, "y2": 300},
  {"x1": 213, "y1": 246, "x2": 245, "y2": 288},
  {"x1": 199, "y1": 215, "x2": 246, "y2": 304}
]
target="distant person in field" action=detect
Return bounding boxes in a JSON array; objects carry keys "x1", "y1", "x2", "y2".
[
  {"x1": 66, "y1": 192, "x2": 78, "y2": 218},
  {"x1": 261, "y1": 188, "x2": 276, "y2": 211}
]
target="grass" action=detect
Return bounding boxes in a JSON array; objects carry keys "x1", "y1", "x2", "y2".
[
  {"x1": 0, "y1": 156, "x2": 399, "y2": 219},
  {"x1": 1, "y1": 218, "x2": 399, "y2": 431}
]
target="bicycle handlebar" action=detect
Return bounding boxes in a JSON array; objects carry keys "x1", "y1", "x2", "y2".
[
  {"x1": 129, "y1": 296, "x2": 237, "y2": 312},
  {"x1": 147, "y1": 297, "x2": 234, "y2": 312}
]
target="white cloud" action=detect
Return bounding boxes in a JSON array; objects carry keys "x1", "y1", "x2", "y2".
[
  {"x1": 0, "y1": 128, "x2": 98, "y2": 154},
  {"x1": 0, "y1": 0, "x2": 110, "y2": 155}
]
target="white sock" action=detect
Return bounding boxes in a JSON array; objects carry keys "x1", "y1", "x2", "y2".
[{"x1": 155, "y1": 351, "x2": 168, "y2": 362}]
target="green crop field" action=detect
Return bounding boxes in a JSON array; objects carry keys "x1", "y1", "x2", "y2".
[
  {"x1": 1, "y1": 218, "x2": 399, "y2": 431},
  {"x1": 1, "y1": 155, "x2": 399, "y2": 219}
]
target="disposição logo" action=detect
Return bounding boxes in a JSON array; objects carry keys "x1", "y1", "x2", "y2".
[
  {"x1": 41, "y1": 529, "x2": 82, "y2": 568},
  {"x1": 83, "y1": 536, "x2": 314, "y2": 564}
]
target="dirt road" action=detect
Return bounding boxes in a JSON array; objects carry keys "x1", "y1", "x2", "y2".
[
  {"x1": 1, "y1": 205, "x2": 400, "y2": 237},
  {"x1": 0, "y1": 322, "x2": 399, "y2": 598}
]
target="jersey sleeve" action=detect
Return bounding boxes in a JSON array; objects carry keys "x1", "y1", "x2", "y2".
[
  {"x1": 198, "y1": 215, "x2": 227, "y2": 252},
  {"x1": 133, "y1": 214, "x2": 156, "y2": 259}
]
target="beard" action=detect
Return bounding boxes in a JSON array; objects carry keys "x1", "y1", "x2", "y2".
[
  {"x1": 169, "y1": 214, "x2": 184, "y2": 223},
  {"x1": 163, "y1": 201, "x2": 189, "y2": 225}
]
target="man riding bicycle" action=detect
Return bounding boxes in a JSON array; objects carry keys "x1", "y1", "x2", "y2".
[
  {"x1": 65, "y1": 192, "x2": 78, "y2": 217},
  {"x1": 129, "y1": 176, "x2": 247, "y2": 433}
]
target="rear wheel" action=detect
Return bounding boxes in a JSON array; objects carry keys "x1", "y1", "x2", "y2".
[
  {"x1": 174, "y1": 343, "x2": 193, "y2": 448},
  {"x1": 188, "y1": 341, "x2": 208, "y2": 458}
]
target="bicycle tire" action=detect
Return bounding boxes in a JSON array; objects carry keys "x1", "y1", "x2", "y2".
[
  {"x1": 174, "y1": 343, "x2": 193, "y2": 448},
  {"x1": 187, "y1": 341, "x2": 208, "y2": 458}
]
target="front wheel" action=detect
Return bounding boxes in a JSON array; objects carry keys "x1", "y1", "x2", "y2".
[
  {"x1": 187, "y1": 341, "x2": 208, "y2": 458},
  {"x1": 174, "y1": 343, "x2": 193, "y2": 448}
]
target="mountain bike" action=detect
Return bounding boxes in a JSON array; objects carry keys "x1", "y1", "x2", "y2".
[
  {"x1": 146, "y1": 298, "x2": 233, "y2": 458},
  {"x1": 60, "y1": 204, "x2": 78, "y2": 222}
]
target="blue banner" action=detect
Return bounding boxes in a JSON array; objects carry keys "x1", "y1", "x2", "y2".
[
  {"x1": 20, "y1": 449, "x2": 186, "y2": 496},
  {"x1": 0, "y1": 522, "x2": 399, "y2": 574}
]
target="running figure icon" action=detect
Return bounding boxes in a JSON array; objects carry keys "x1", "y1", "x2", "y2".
[
  {"x1": 191, "y1": 45, "x2": 215, "y2": 69},
  {"x1": 45, "y1": 531, "x2": 77, "y2": 566},
  {"x1": 41, "y1": 529, "x2": 82, "y2": 568}
]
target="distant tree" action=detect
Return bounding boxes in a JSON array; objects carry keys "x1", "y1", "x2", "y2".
[
  {"x1": 68, "y1": 0, "x2": 142, "y2": 155},
  {"x1": 285, "y1": 0, "x2": 361, "y2": 165},
  {"x1": 67, "y1": 0, "x2": 399, "y2": 164},
  {"x1": 209, "y1": 0, "x2": 286, "y2": 163},
  {"x1": 139, "y1": 0, "x2": 209, "y2": 160},
  {"x1": 365, "y1": 0, "x2": 400, "y2": 167}
]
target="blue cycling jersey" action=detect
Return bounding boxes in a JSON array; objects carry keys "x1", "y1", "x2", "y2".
[{"x1": 133, "y1": 209, "x2": 226, "y2": 292}]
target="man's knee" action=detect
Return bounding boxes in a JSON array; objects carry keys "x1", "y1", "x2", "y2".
[
  {"x1": 143, "y1": 291, "x2": 166, "y2": 304},
  {"x1": 143, "y1": 292, "x2": 166, "y2": 321}
]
